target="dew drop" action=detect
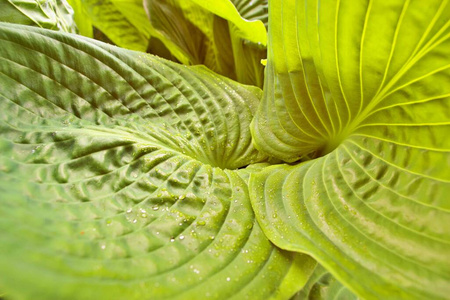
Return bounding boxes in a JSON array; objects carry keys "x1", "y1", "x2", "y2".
[
  {"x1": 179, "y1": 235, "x2": 185, "y2": 240},
  {"x1": 197, "y1": 220, "x2": 206, "y2": 226},
  {"x1": 170, "y1": 237, "x2": 175, "y2": 242},
  {"x1": 226, "y1": 277, "x2": 231, "y2": 282},
  {"x1": 152, "y1": 205, "x2": 159, "y2": 211}
]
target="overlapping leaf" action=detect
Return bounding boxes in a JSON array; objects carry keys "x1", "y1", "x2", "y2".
[
  {"x1": 250, "y1": 0, "x2": 450, "y2": 299},
  {"x1": 66, "y1": 0, "x2": 151, "y2": 51},
  {"x1": 0, "y1": 0, "x2": 77, "y2": 33},
  {"x1": 143, "y1": 0, "x2": 267, "y2": 87},
  {"x1": 230, "y1": 0, "x2": 268, "y2": 28},
  {"x1": 0, "y1": 23, "x2": 316, "y2": 300},
  {"x1": 293, "y1": 265, "x2": 356, "y2": 300}
]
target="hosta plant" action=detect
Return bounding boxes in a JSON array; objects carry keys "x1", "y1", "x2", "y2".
[{"x1": 0, "y1": 0, "x2": 449, "y2": 299}]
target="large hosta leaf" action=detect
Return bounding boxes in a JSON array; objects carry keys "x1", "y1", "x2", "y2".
[
  {"x1": 251, "y1": 0, "x2": 450, "y2": 299},
  {"x1": 0, "y1": 0, "x2": 77, "y2": 33},
  {"x1": 143, "y1": 0, "x2": 267, "y2": 87},
  {"x1": 0, "y1": 23, "x2": 316, "y2": 299}
]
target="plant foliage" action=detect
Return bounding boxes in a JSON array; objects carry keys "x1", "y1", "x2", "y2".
[
  {"x1": 250, "y1": 0, "x2": 450, "y2": 298},
  {"x1": 0, "y1": 0, "x2": 448, "y2": 299}
]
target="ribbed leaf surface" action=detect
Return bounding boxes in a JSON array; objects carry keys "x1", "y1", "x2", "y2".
[
  {"x1": 0, "y1": 23, "x2": 315, "y2": 300},
  {"x1": 250, "y1": 0, "x2": 450, "y2": 299},
  {"x1": 0, "y1": 0, "x2": 77, "y2": 33},
  {"x1": 230, "y1": 0, "x2": 268, "y2": 28}
]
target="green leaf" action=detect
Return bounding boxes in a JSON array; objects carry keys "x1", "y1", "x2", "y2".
[
  {"x1": 66, "y1": 0, "x2": 93, "y2": 38},
  {"x1": 144, "y1": 0, "x2": 267, "y2": 87},
  {"x1": 292, "y1": 265, "x2": 357, "y2": 300},
  {"x1": 230, "y1": 0, "x2": 268, "y2": 29},
  {"x1": 250, "y1": 0, "x2": 450, "y2": 299},
  {"x1": 0, "y1": 22, "x2": 315, "y2": 299},
  {"x1": 188, "y1": 0, "x2": 267, "y2": 44},
  {"x1": 70, "y1": 0, "x2": 151, "y2": 51},
  {"x1": 0, "y1": 0, "x2": 77, "y2": 33}
]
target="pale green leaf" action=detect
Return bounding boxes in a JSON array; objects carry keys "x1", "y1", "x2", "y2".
[
  {"x1": 250, "y1": 0, "x2": 450, "y2": 299},
  {"x1": 144, "y1": 0, "x2": 267, "y2": 87},
  {"x1": 66, "y1": 0, "x2": 93, "y2": 37},
  {"x1": 0, "y1": 22, "x2": 315, "y2": 300},
  {"x1": 189, "y1": 0, "x2": 267, "y2": 44},
  {"x1": 72, "y1": 0, "x2": 151, "y2": 51},
  {"x1": 110, "y1": 0, "x2": 152, "y2": 38},
  {"x1": 0, "y1": 0, "x2": 77, "y2": 33}
]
